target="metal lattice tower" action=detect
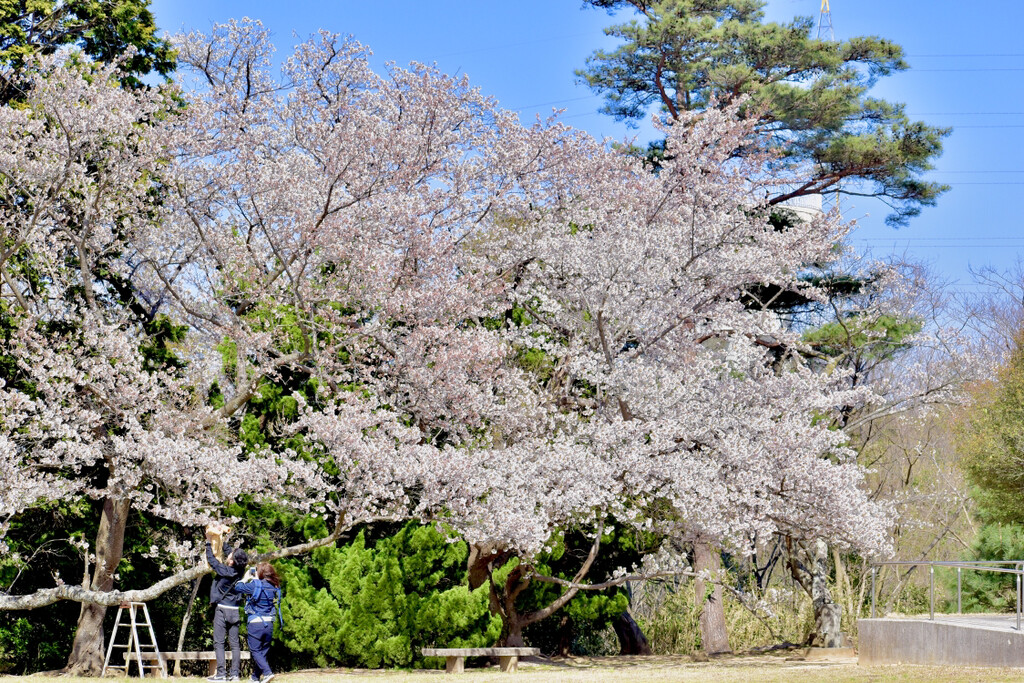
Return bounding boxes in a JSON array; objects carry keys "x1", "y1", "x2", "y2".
[
  {"x1": 817, "y1": 0, "x2": 835, "y2": 41},
  {"x1": 817, "y1": 1, "x2": 840, "y2": 216}
]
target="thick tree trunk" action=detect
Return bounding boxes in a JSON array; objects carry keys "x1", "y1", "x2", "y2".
[
  {"x1": 65, "y1": 497, "x2": 131, "y2": 675},
  {"x1": 693, "y1": 540, "x2": 731, "y2": 654},
  {"x1": 555, "y1": 615, "x2": 572, "y2": 656},
  {"x1": 500, "y1": 615, "x2": 526, "y2": 647},
  {"x1": 612, "y1": 610, "x2": 652, "y2": 655},
  {"x1": 789, "y1": 538, "x2": 844, "y2": 648},
  {"x1": 489, "y1": 561, "x2": 531, "y2": 648}
]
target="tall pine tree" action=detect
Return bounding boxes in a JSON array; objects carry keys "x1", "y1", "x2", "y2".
[{"x1": 579, "y1": 0, "x2": 949, "y2": 226}]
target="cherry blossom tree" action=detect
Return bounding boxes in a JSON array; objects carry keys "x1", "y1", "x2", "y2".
[
  {"x1": 159, "y1": 20, "x2": 894, "y2": 646},
  {"x1": 0, "y1": 55, "x2": 325, "y2": 673},
  {"x1": 0, "y1": 19, "x2": 894, "y2": 670},
  {"x1": 457, "y1": 102, "x2": 897, "y2": 644}
]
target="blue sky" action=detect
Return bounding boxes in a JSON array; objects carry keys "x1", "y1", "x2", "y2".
[{"x1": 150, "y1": 0, "x2": 1024, "y2": 293}]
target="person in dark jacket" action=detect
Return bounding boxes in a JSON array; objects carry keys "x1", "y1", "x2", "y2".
[
  {"x1": 205, "y1": 524, "x2": 248, "y2": 682},
  {"x1": 231, "y1": 562, "x2": 282, "y2": 683}
]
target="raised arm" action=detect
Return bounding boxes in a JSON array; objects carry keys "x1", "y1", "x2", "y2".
[{"x1": 205, "y1": 541, "x2": 235, "y2": 578}]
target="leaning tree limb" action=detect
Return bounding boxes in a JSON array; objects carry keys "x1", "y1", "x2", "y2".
[{"x1": 0, "y1": 513, "x2": 394, "y2": 610}]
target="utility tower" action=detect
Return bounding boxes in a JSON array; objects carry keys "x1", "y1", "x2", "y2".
[
  {"x1": 817, "y1": 1, "x2": 840, "y2": 216},
  {"x1": 817, "y1": 0, "x2": 835, "y2": 41}
]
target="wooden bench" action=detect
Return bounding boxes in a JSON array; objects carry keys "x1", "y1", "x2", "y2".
[
  {"x1": 126, "y1": 650, "x2": 250, "y2": 676},
  {"x1": 421, "y1": 647, "x2": 540, "y2": 673}
]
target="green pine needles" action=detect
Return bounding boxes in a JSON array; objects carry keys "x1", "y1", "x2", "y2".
[{"x1": 278, "y1": 523, "x2": 500, "y2": 669}]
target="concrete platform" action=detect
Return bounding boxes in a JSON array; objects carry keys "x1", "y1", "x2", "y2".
[{"x1": 859, "y1": 615, "x2": 1024, "y2": 667}]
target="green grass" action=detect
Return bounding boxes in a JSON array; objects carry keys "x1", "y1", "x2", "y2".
[{"x1": 8, "y1": 655, "x2": 1024, "y2": 682}]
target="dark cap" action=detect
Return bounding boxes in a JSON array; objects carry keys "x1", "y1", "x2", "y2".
[{"x1": 230, "y1": 548, "x2": 249, "y2": 566}]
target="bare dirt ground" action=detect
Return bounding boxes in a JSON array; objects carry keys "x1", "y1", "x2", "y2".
[{"x1": 11, "y1": 653, "x2": 1024, "y2": 682}]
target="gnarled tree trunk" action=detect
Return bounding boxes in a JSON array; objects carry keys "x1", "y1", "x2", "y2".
[
  {"x1": 500, "y1": 614, "x2": 528, "y2": 647},
  {"x1": 65, "y1": 497, "x2": 130, "y2": 675},
  {"x1": 612, "y1": 610, "x2": 652, "y2": 655},
  {"x1": 470, "y1": 526, "x2": 604, "y2": 652},
  {"x1": 693, "y1": 540, "x2": 731, "y2": 654},
  {"x1": 788, "y1": 538, "x2": 844, "y2": 648}
]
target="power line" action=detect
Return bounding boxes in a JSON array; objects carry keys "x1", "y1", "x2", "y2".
[
  {"x1": 910, "y1": 68, "x2": 1024, "y2": 72},
  {"x1": 908, "y1": 53, "x2": 1024, "y2": 57},
  {"x1": 850, "y1": 244, "x2": 1024, "y2": 249},
  {"x1": 510, "y1": 95, "x2": 600, "y2": 111},
  {"x1": 517, "y1": 106, "x2": 1024, "y2": 117},
  {"x1": 428, "y1": 32, "x2": 593, "y2": 59},
  {"x1": 856, "y1": 237, "x2": 1024, "y2": 241}
]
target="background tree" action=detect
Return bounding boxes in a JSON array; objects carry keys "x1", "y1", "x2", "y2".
[
  {"x1": 786, "y1": 259, "x2": 977, "y2": 643},
  {"x1": 913, "y1": 266, "x2": 1024, "y2": 619},
  {"x1": 578, "y1": 0, "x2": 949, "y2": 227},
  {"x1": 958, "y1": 327, "x2": 1024, "y2": 526},
  {"x1": 0, "y1": 0, "x2": 174, "y2": 102},
  {"x1": 945, "y1": 524, "x2": 1024, "y2": 614}
]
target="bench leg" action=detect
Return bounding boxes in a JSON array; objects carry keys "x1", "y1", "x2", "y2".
[
  {"x1": 499, "y1": 655, "x2": 518, "y2": 673},
  {"x1": 445, "y1": 656, "x2": 465, "y2": 673},
  {"x1": 208, "y1": 660, "x2": 217, "y2": 676}
]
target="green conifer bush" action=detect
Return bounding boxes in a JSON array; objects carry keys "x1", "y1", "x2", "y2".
[
  {"x1": 947, "y1": 524, "x2": 1024, "y2": 614},
  {"x1": 278, "y1": 523, "x2": 500, "y2": 668}
]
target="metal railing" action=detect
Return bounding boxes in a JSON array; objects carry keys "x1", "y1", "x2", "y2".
[{"x1": 870, "y1": 560, "x2": 1024, "y2": 630}]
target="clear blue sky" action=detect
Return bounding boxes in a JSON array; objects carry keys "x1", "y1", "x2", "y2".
[{"x1": 150, "y1": 0, "x2": 1024, "y2": 293}]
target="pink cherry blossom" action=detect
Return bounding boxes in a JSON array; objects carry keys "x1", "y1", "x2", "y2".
[{"x1": 0, "y1": 23, "x2": 894, "y2": 612}]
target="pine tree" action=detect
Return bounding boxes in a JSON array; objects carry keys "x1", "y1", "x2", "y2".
[{"x1": 579, "y1": 0, "x2": 949, "y2": 226}]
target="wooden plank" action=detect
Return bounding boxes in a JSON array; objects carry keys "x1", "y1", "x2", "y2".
[{"x1": 421, "y1": 647, "x2": 539, "y2": 657}]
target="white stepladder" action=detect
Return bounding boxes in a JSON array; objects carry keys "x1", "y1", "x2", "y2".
[{"x1": 101, "y1": 601, "x2": 167, "y2": 678}]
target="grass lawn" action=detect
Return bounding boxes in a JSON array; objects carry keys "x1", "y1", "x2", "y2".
[{"x1": 8, "y1": 654, "x2": 1024, "y2": 682}]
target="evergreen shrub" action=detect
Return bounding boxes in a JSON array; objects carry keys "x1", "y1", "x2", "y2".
[
  {"x1": 279, "y1": 522, "x2": 499, "y2": 668},
  {"x1": 948, "y1": 524, "x2": 1024, "y2": 613}
]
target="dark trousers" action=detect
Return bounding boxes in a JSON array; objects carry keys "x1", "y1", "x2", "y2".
[
  {"x1": 212, "y1": 605, "x2": 242, "y2": 677},
  {"x1": 246, "y1": 620, "x2": 274, "y2": 678}
]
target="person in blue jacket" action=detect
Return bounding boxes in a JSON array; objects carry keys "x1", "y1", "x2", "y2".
[{"x1": 231, "y1": 562, "x2": 283, "y2": 683}]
